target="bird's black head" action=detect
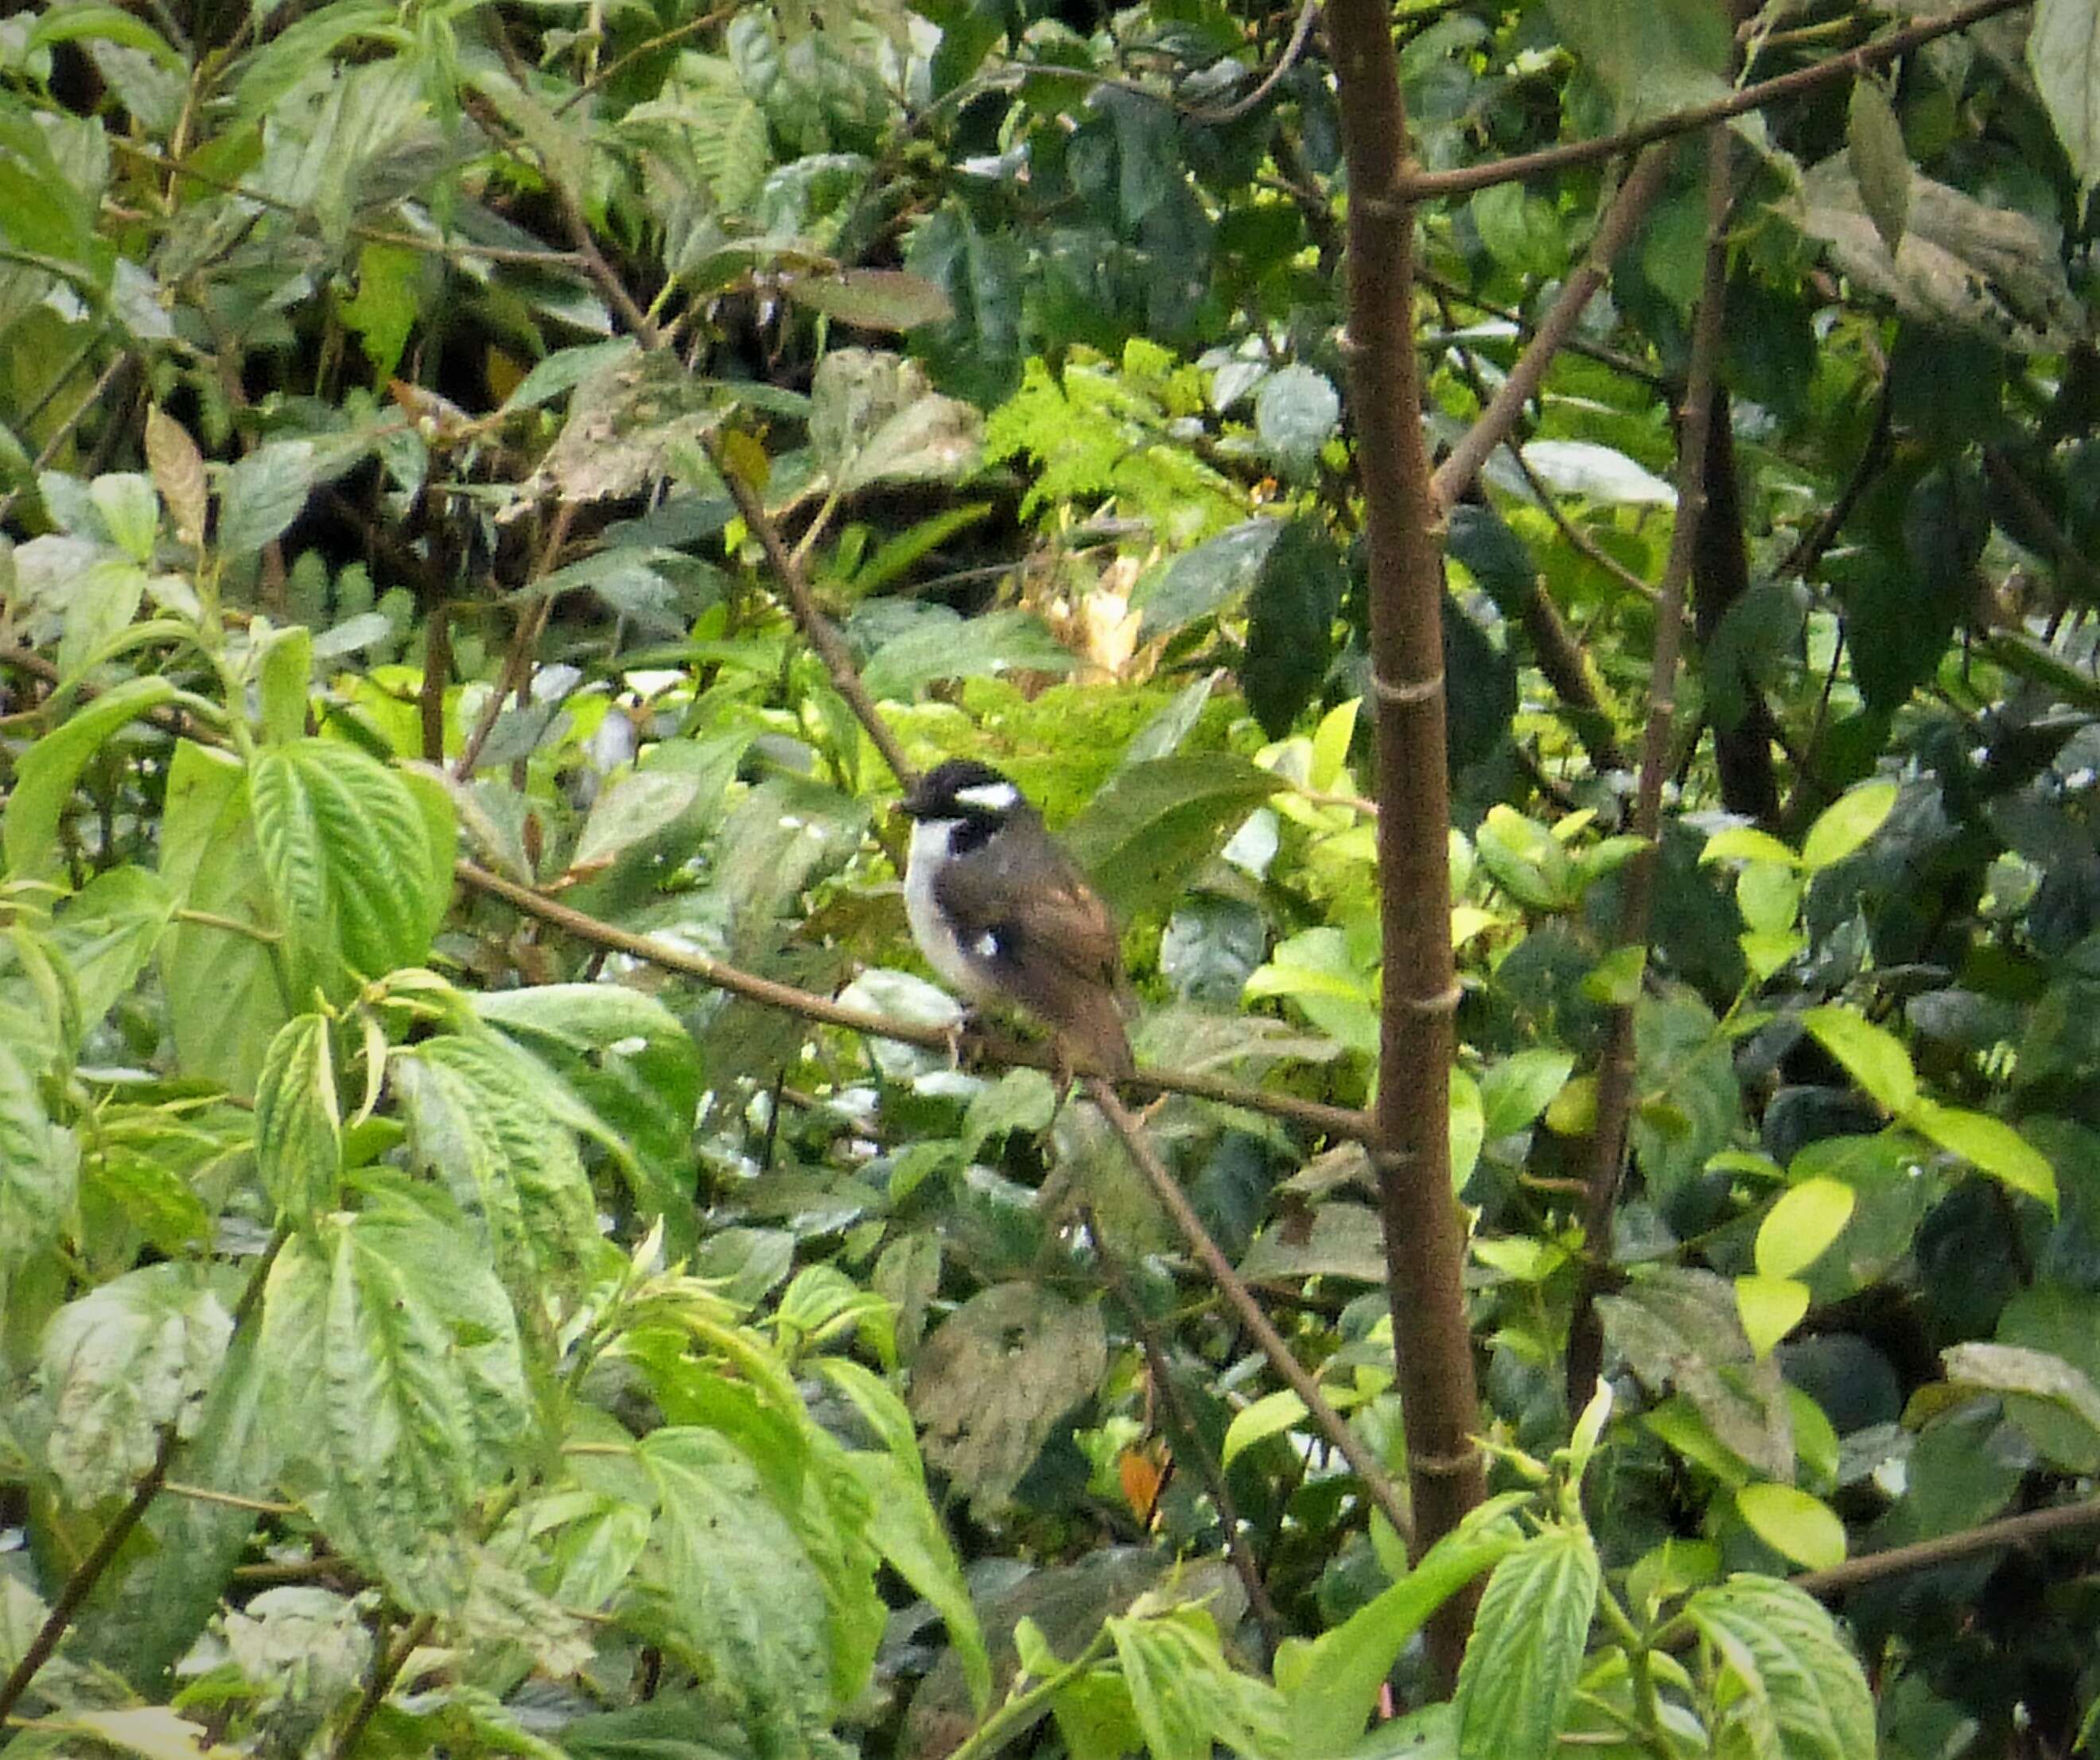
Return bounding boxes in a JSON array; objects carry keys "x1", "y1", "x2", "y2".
[{"x1": 900, "y1": 759, "x2": 1023, "y2": 826}]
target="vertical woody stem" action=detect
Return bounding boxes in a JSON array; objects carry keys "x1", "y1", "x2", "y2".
[
  {"x1": 1325, "y1": 0, "x2": 1487, "y2": 1688},
  {"x1": 1569, "y1": 128, "x2": 1736, "y2": 1405}
]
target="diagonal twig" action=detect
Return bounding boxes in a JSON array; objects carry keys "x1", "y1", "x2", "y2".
[
  {"x1": 1567, "y1": 128, "x2": 1737, "y2": 1407},
  {"x1": 703, "y1": 429, "x2": 918, "y2": 791},
  {"x1": 456, "y1": 859, "x2": 1371, "y2": 1140},
  {"x1": 1085, "y1": 1076, "x2": 1415, "y2": 1547}
]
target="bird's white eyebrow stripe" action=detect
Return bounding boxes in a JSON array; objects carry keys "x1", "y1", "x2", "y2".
[{"x1": 954, "y1": 782, "x2": 1020, "y2": 810}]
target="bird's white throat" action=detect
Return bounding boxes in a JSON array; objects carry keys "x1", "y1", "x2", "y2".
[{"x1": 905, "y1": 818, "x2": 996, "y2": 1000}]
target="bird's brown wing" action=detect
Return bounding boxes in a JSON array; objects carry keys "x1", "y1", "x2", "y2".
[{"x1": 933, "y1": 815, "x2": 1134, "y2": 1077}]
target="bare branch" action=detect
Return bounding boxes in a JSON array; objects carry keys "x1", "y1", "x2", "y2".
[
  {"x1": 1569, "y1": 128, "x2": 1736, "y2": 1407},
  {"x1": 1394, "y1": 0, "x2": 2031, "y2": 203},
  {"x1": 1429, "y1": 144, "x2": 1674, "y2": 512},
  {"x1": 703, "y1": 431, "x2": 920, "y2": 791},
  {"x1": 1084, "y1": 1078, "x2": 1415, "y2": 1548},
  {"x1": 455, "y1": 860, "x2": 1371, "y2": 1140}
]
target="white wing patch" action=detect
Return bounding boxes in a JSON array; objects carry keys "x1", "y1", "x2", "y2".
[{"x1": 954, "y1": 781, "x2": 1020, "y2": 811}]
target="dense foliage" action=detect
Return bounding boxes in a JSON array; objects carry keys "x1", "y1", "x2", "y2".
[{"x1": 4, "y1": 0, "x2": 2100, "y2": 1758}]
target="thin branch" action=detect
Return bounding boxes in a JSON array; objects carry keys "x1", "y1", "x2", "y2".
[
  {"x1": 0, "y1": 1233, "x2": 285, "y2": 1723},
  {"x1": 0, "y1": 354, "x2": 131, "y2": 531},
  {"x1": 1791, "y1": 1497, "x2": 2100, "y2": 1600},
  {"x1": 1429, "y1": 143, "x2": 1674, "y2": 512},
  {"x1": 330, "y1": 1611, "x2": 436, "y2": 1760},
  {"x1": 554, "y1": 4, "x2": 741, "y2": 115},
  {"x1": 1568, "y1": 130, "x2": 1736, "y2": 1408},
  {"x1": 702, "y1": 430, "x2": 919, "y2": 790},
  {"x1": 1777, "y1": 367, "x2": 1892, "y2": 581},
  {"x1": 1391, "y1": 0, "x2": 2032, "y2": 202},
  {"x1": 1084, "y1": 1078, "x2": 1414, "y2": 1547},
  {"x1": 0, "y1": 1423, "x2": 181, "y2": 1721},
  {"x1": 1417, "y1": 270, "x2": 1667, "y2": 390},
  {"x1": 455, "y1": 859, "x2": 1371, "y2": 1140},
  {"x1": 1184, "y1": 0, "x2": 1320, "y2": 126},
  {"x1": 1079, "y1": 1204, "x2": 1285, "y2": 1653}
]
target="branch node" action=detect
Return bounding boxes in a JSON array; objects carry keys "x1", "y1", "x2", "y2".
[{"x1": 1369, "y1": 666, "x2": 1445, "y2": 706}]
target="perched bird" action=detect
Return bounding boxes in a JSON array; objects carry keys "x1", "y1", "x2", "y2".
[{"x1": 898, "y1": 759, "x2": 1135, "y2": 1080}]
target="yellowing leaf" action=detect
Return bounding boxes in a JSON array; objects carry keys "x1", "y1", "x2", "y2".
[
  {"x1": 1736, "y1": 1482, "x2": 1847, "y2": 1571},
  {"x1": 1754, "y1": 1178, "x2": 1855, "y2": 1280},
  {"x1": 1801, "y1": 1004, "x2": 1915, "y2": 1116},
  {"x1": 1734, "y1": 1273, "x2": 1810, "y2": 1358}
]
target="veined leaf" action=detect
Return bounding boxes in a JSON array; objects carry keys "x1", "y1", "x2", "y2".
[
  {"x1": 1452, "y1": 1525, "x2": 1600, "y2": 1760},
  {"x1": 1108, "y1": 1605, "x2": 1289, "y2": 1760},
  {"x1": 1061, "y1": 754, "x2": 1281, "y2": 919},
  {"x1": 248, "y1": 738, "x2": 451, "y2": 996},
  {"x1": 41, "y1": 1264, "x2": 232, "y2": 1503},
  {"x1": 1680, "y1": 1576, "x2": 1874, "y2": 1760},
  {"x1": 254, "y1": 1013, "x2": 342, "y2": 1229},
  {"x1": 389, "y1": 1032, "x2": 598, "y2": 1301},
  {"x1": 641, "y1": 1428, "x2": 840, "y2": 1754},
  {"x1": 4, "y1": 675, "x2": 177, "y2": 880},
  {"x1": 259, "y1": 1203, "x2": 529, "y2": 1607},
  {"x1": 158, "y1": 740, "x2": 286, "y2": 1097}
]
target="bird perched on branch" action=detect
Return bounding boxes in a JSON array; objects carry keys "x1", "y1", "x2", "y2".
[{"x1": 899, "y1": 758, "x2": 1134, "y2": 1081}]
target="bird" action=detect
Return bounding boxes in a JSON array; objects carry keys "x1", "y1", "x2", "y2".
[{"x1": 897, "y1": 758, "x2": 1135, "y2": 1081}]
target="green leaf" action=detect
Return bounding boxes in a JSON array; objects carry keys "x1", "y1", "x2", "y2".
[
  {"x1": 158, "y1": 740, "x2": 286, "y2": 1097},
  {"x1": 1735, "y1": 1274, "x2": 1810, "y2": 1359},
  {"x1": 1252, "y1": 365, "x2": 1339, "y2": 476},
  {"x1": 1108, "y1": 1605, "x2": 1289, "y2": 1760},
  {"x1": 908, "y1": 1282, "x2": 1107, "y2": 1517},
  {"x1": 1847, "y1": 78, "x2": 1911, "y2": 256},
  {"x1": 642, "y1": 1427, "x2": 842, "y2": 1753},
  {"x1": 254, "y1": 1013, "x2": 342, "y2": 1229},
  {"x1": 1943, "y1": 1341, "x2": 2100, "y2": 1445},
  {"x1": 1799, "y1": 780, "x2": 1898, "y2": 873},
  {"x1": 389, "y1": 1032, "x2": 599, "y2": 1300},
  {"x1": 1242, "y1": 517, "x2": 1344, "y2": 739},
  {"x1": 1061, "y1": 754, "x2": 1281, "y2": 919},
  {"x1": 1680, "y1": 1576, "x2": 1875, "y2": 1760},
  {"x1": 1132, "y1": 519, "x2": 1283, "y2": 638},
  {"x1": 1736, "y1": 1484, "x2": 1848, "y2": 1572},
  {"x1": 962, "y1": 1067, "x2": 1058, "y2": 1155},
  {"x1": 259, "y1": 1203, "x2": 530, "y2": 1607},
  {"x1": 1907, "y1": 1100, "x2": 2057, "y2": 1210},
  {"x1": 1543, "y1": 0, "x2": 1731, "y2": 130},
  {"x1": 1479, "y1": 1049, "x2": 1575, "y2": 1140},
  {"x1": 1278, "y1": 1502, "x2": 1522, "y2": 1756},
  {"x1": 1452, "y1": 1525, "x2": 1600, "y2": 1760},
  {"x1": 28, "y1": 5, "x2": 187, "y2": 72},
  {"x1": 1222, "y1": 1388, "x2": 1309, "y2": 1467},
  {"x1": 256, "y1": 624, "x2": 313, "y2": 747},
  {"x1": 1450, "y1": 1066, "x2": 1485, "y2": 1192},
  {"x1": 3, "y1": 675, "x2": 177, "y2": 880},
  {"x1": 49, "y1": 864, "x2": 175, "y2": 1031},
  {"x1": 215, "y1": 440, "x2": 317, "y2": 561},
  {"x1": 862, "y1": 608, "x2": 1074, "y2": 701},
  {"x1": 786, "y1": 269, "x2": 954, "y2": 332},
  {"x1": 819, "y1": 1359, "x2": 992, "y2": 1715},
  {"x1": 1800, "y1": 1004, "x2": 1916, "y2": 1117},
  {"x1": 2028, "y1": 0, "x2": 2100, "y2": 198},
  {"x1": 470, "y1": 981, "x2": 703, "y2": 1238},
  {"x1": 1755, "y1": 1178, "x2": 1856, "y2": 1280},
  {"x1": 1701, "y1": 825, "x2": 1801, "y2": 868},
  {"x1": 248, "y1": 738, "x2": 449, "y2": 995},
  {"x1": 41, "y1": 1264, "x2": 231, "y2": 1503}
]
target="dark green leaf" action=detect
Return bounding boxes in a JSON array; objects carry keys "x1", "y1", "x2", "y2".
[{"x1": 1061, "y1": 754, "x2": 1278, "y2": 919}]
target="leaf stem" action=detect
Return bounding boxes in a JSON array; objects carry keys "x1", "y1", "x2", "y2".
[
  {"x1": 943, "y1": 1626, "x2": 1115, "y2": 1760},
  {"x1": 1085, "y1": 1077, "x2": 1414, "y2": 1547}
]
